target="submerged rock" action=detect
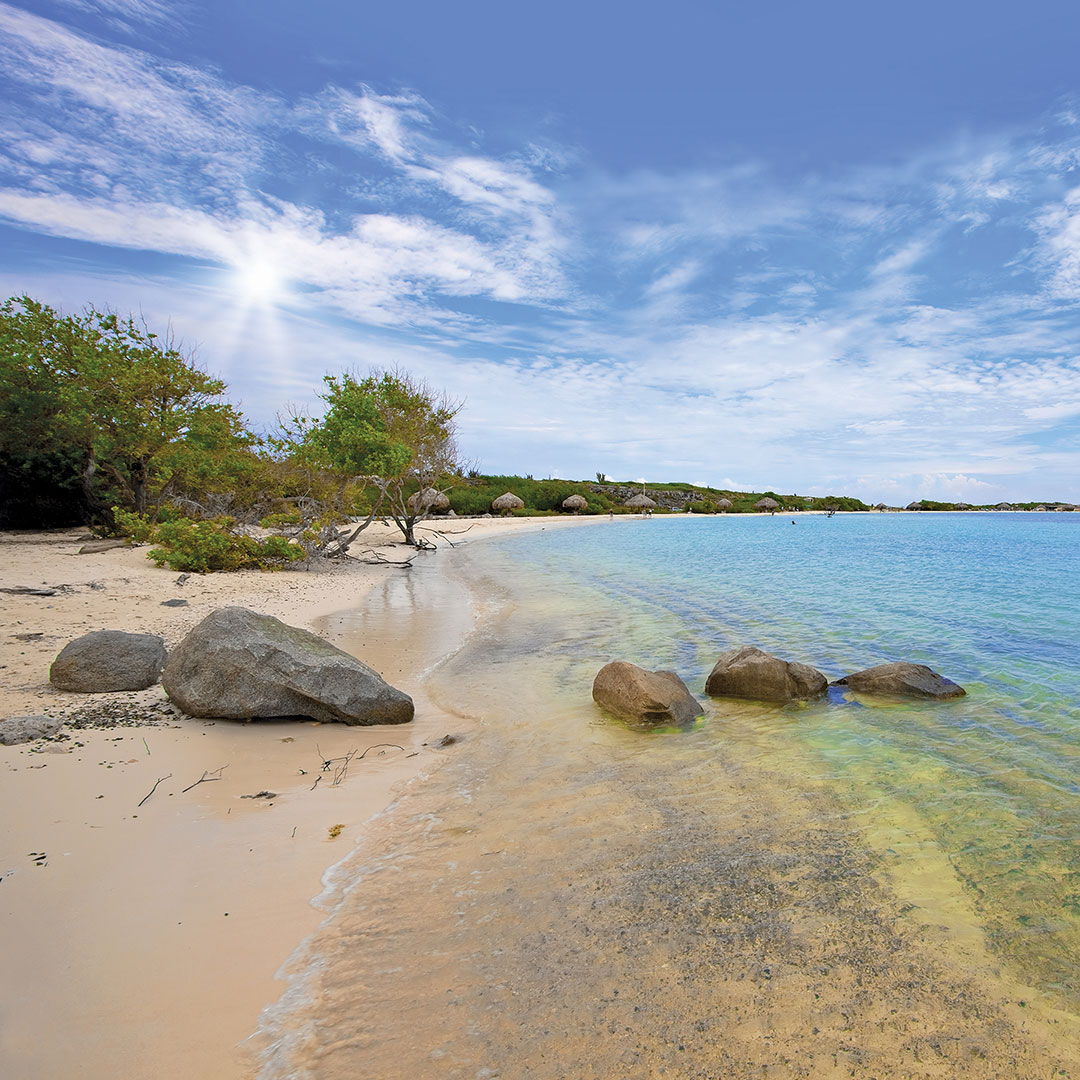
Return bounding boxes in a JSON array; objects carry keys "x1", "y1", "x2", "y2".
[
  {"x1": 705, "y1": 645, "x2": 828, "y2": 703},
  {"x1": 161, "y1": 606, "x2": 414, "y2": 724},
  {"x1": 832, "y1": 662, "x2": 966, "y2": 699},
  {"x1": 50, "y1": 630, "x2": 167, "y2": 692},
  {"x1": 592, "y1": 661, "x2": 703, "y2": 725},
  {"x1": 0, "y1": 714, "x2": 62, "y2": 745}
]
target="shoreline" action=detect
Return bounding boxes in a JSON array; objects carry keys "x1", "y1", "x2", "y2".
[{"x1": 0, "y1": 514, "x2": 600, "y2": 1080}]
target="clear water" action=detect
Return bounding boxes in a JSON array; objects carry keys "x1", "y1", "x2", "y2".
[
  {"x1": 483, "y1": 513, "x2": 1080, "y2": 997},
  {"x1": 258, "y1": 513, "x2": 1080, "y2": 1079}
]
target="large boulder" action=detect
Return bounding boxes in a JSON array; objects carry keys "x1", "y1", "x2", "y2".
[
  {"x1": 705, "y1": 645, "x2": 828, "y2": 703},
  {"x1": 161, "y1": 607, "x2": 414, "y2": 724},
  {"x1": 592, "y1": 661, "x2": 702, "y2": 725},
  {"x1": 832, "y1": 662, "x2": 966, "y2": 699},
  {"x1": 0, "y1": 715, "x2": 63, "y2": 745},
  {"x1": 50, "y1": 630, "x2": 167, "y2": 692}
]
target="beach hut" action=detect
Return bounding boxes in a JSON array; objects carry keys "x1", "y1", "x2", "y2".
[
  {"x1": 753, "y1": 497, "x2": 780, "y2": 513},
  {"x1": 625, "y1": 493, "x2": 657, "y2": 512},
  {"x1": 491, "y1": 491, "x2": 525, "y2": 515},
  {"x1": 995, "y1": 502, "x2": 1013, "y2": 511},
  {"x1": 874, "y1": 502, "x2": 888, "y2": 511},
  {"x1": 406, "y1": 488, "x2": 451, "y2": 514},
  {"x1": 715, "y1": 498, "x2": 733, "y2": 513},
  {"x1": 562, "y1": 493, "x2": 588, "y2": 513}
]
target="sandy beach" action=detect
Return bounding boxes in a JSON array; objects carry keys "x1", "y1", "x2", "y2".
[{"x1": 0, "y1": 515, "x2": 600, "y2": 1080}]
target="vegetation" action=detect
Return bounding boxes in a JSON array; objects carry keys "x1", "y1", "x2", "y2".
[
  {"x1": 284, "y1": 369, "x2": 462, "y2": 546},
  {"x1": 113, "y1": 509, "x2": 304, "y2": 572},
  {"x1": 4, "y1": 293, "x2": 1074, "y2": 567},
  {"x1": 0, "y1": 296, "x2": 251, "y2": 527}
]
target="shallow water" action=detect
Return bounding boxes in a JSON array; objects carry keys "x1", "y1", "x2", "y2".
[{"x1": 257, "y1": 513, "x2": 1080, "y2": 1078}]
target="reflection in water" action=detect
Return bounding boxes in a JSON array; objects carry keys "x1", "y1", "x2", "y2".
[{"x1": 257, "y1": 517, "x2": 1080, "y2": 1078}]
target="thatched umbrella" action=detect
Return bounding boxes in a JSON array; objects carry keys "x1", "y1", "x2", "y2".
[
  {"x1": 996, "y1": 502, "x2": 1014, "y2": 511},
  {"x1": 874, "y1": 502, "x2": 888, "y2": 511},
  {"x1": 905, "y1": 501, "x2": 922, "y2": 511},
  {"x1": 625, "y1": 493, "x2": 657, "y2": 510},
  {"x1": 954, "y1": 502, "x2": 971, "y2": 511},
  {"x1": 406, "y1": 488, "x2": 450, "y2": 513},
  {"x1": 562, "y1": 493, "x2": 588, "y2": 513},
  {"x1": 753, "y1": 497, "x2": 779, "y2": 513},
  {"x1": 491, "y1": 491, "x2": 525, "y2": 515},
  {"x1": 715, "y1": 498, "x2": 733, "y2": 512}
]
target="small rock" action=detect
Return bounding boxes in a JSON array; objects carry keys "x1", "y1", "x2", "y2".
[
  {"x1": 0, "y1": 715, "x2": 62, "y2": 745},
  {"x1": 592, "y1": 661, "x2": 703, "y2": 725},
  {"x1": 50, "y1": 630, "x2": 167, "y2": 693},
  {"x1": 705, "y1": 645, "x2": 828, "y2": 703},
  {"x1": 832, "y1": 662, "x2": 966, "y2": 699},
  {"x1": 175, "y1": 574, "x2": 190, "y2": 586},
  {"x1": 161, "y1": 599, "x2": 189, "y2": 607}
]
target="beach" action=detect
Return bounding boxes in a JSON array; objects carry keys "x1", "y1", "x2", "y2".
[
  {"x1": 0, "y1": 515, "x2": 599, "y2": 1080},
  {"x1": 6, "y1": 511, "x2": 1080, "y2": 1079}
]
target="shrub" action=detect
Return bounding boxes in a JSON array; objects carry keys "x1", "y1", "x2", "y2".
[{"x1": 114, "y1": 509, "x2": 303, "y2": 572}]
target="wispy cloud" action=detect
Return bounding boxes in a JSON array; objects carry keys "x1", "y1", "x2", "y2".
[{"x1": 2, "y1": 5, "x2": 1080, "y2": 500}]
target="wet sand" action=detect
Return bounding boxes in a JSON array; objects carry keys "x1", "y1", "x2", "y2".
[{"x1": 0, "y1": 516, "x2": 599, "y2": 1080}]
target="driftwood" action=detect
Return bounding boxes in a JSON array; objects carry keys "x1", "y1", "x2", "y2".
[
  {"x1": 181, "y1": 765, "x2": 228, "y2": 793},
  {"x1": 137, "y1": 773, "x2": 173, "y2": 807}
]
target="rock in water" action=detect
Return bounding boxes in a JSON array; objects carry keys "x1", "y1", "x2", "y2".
[
  {"x1": 50, "y1": 630, "x2": 167, "y2": 692},
  {"x1": 592, "y1": 661, "x2": 703, "y2": 725},
  {"x1": 0, "y1": 715, "x2": 62, "y2": 745},
  {"x1": 832, "y1": 662, "x2": 966, "y2": 699},
  {"x1": 705, "y1": 645, "x2": 828, "y2": 703},
  {"x1": 161, "y1": 607, "x2": 414, "y2": 724}
]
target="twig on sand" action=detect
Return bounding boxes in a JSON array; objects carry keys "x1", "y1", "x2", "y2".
[
  {"x1": 309, "y1": 743, "x2": 406, "y2": 788},
  {"x1": 142, "y1": 737, "x2": 150, "y2": 756},
  {"x1": 358, "y1": 548, "x2": 417, "y2": 569},
  {"x1": 137, "y1": 773, "x2": 173, "y2": 807},
  {"x1": 357, "y1": 743, "x2": 405, "y2": 760},
  {"x1": 181, "y1": 765, "x2": 229, "y2": 793},
  {"x1": 416, "y1": 523, "x2": 477, "y2": 548}
]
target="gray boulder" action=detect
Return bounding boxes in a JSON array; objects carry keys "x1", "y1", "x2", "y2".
[
  {"x1": 592, "y1": 661, "x2": 703, "y2": 725},
  {"x1": 705, "y1": 645, "x2": 828, "y2": 703},
  {"x1": 161, "y1": 607, "x2": 414, "y2": 724},
  {"x1": 832, "y1": 662, "x2": 966, "y2": 699},
  {"x1": 50, "y1": 630, "x2": 167, "y2": 692},
  {"x1": 0, "y1": 715, "x2": 62, "y2": 745}
]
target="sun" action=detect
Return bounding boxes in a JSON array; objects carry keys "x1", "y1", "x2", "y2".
[{"x1": 231, "y1": 257, "x2": 288, "y2": 307}]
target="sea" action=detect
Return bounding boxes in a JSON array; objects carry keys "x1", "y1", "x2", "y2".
[{"x1": 256, "y1": 512, "x2": 1080, "y2": 1079}]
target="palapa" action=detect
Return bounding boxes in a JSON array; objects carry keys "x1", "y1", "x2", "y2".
[
  {"x1": 491, "y1": 491, "x2": 525, "y2": 514},
  {"x1": 715, "y1": 498, "x2": 733, "y2": 512},
  {"x1": 753, "y1": 497, "x2": 780, "y2": 512},
  {"x1": 406, "y1": 488, "x2": 451, "y2": 513},
  {"x1": 562, "y1": 493, "x2": 588, "y2": 512},
  {"x1": 625, "y1": 493, "x2": 657, "y2": 509}
]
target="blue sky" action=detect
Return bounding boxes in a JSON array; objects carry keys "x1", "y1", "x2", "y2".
[{"x1": 3, "y1": 1, "x2": 1080, "y2": 502}]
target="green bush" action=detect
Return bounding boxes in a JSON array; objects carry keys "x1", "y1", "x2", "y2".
[{"x1": 114, "y1": 509, "x2": 303, "y2": 572}]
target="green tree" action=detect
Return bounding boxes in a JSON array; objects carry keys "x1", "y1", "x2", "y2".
[
  {"x1": 297, "y1": 369, "x2": 463, "y2": 547},
  {"x1": 0, "y1": 296, "x2": 247, "y2": 524}
]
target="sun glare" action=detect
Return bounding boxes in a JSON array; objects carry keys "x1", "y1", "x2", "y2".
[{"x1": 231, "y1": 258, "x2": 288, "y2": 307}]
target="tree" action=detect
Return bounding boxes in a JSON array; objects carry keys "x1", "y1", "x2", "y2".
[
  {"x1": 0, "y1": 296, "x2": 247, "y2": 525},
  {"x1": 298, "y1": 368, "x2": 463, "y2": 547}
]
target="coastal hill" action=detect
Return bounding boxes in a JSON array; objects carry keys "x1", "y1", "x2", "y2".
[{"x1": 446, "y1": 476, "x2": 1079, "y2": 516}]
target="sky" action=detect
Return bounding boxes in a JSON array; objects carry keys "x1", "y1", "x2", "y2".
[{"x1": 2, "y1": 1, "x2": 1080, "y2": 502}]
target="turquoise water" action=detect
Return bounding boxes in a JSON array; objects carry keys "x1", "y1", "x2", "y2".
[
  {"x1": 260, "y1": 512, "x2": 1080, "y2": 1078},
  {"x1": 481, "y1": 512, "x2": 1080, "y2": 998}
]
